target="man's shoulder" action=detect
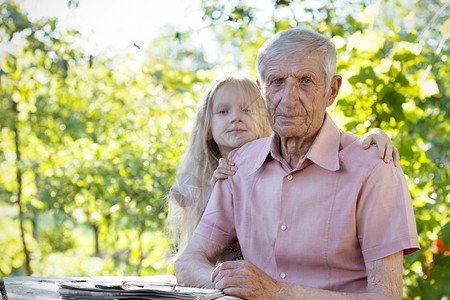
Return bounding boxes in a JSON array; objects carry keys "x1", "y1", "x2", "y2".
[{"x1": 339, "y1": 130, "x2": 386, "y2": 168}]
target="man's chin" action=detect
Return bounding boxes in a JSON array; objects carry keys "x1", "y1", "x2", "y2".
[{"x1": 273, "y1": 124, "x2": 307, "y2": 137}]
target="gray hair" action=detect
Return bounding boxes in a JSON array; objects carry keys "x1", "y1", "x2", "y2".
[{"x1": 256, "y1": 27, "x2": 338, "y2": 89}]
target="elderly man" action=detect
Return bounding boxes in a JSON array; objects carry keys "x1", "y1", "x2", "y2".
[{"x1": 174, "y1": 27, "x2": 419, "y2": 299}]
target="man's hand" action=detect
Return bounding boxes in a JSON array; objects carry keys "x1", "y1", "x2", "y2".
[
  {"x1": 210, "y1": 158, "x2": 238, "y2": 189},
  {"x1": 211, "y1": 260, "x2": 280, "y2": 299},
  {"x1": 210, "y1": 252, "x2": 404, "y2": 300}
]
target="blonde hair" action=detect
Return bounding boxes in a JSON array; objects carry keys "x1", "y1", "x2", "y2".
[
  {"x1": 257, "y1": 27, "x2": 338, "y2": 90},
  {"x1": 167, "y1": 74, "x2": 271, "y2": 257}
]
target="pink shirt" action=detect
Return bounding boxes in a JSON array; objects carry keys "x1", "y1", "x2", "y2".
[{"x1": 195, "y1": 114, "x2": 419, "y2": 293}]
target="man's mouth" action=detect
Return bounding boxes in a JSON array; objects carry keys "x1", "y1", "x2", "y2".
[{"x1": 278, "y1": 115, "x2": 299, "y2": 120}]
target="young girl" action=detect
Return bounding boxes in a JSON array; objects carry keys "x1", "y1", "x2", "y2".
[{"x1": 167, "y1": 74, "x2": 398, "y2": 261}]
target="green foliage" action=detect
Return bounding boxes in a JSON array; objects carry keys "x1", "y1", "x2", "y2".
[
  {"x1": 0, "y1": 0, "x2": 449, "y2": 298},
  {"x1": 0, "y1": 0, "x2": 211, "y2": 277},
  {"x1": 39, "y1": 223, "x2": 76, "y2": 254}
]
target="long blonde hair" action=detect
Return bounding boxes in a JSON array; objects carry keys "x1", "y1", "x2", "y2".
[{"x1": 167, "y1": 74, "x2": 271, "y2": 256}]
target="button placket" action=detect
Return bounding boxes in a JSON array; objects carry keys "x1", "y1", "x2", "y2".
[{"x1": 277, "y1": 172, "x2": 292, "y2": 284}]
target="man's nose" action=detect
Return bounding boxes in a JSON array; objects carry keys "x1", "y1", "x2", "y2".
[{"x1": 281, "y1": 81, "x2": 300, "y2": 105}]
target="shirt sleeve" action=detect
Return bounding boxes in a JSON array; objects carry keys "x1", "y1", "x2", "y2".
[
  {"x1": 194, "y1": 178, "x2": 237, "y2": 246},
  {"x1": 356, "y1": 161, "x2": 420, "y2": 262},
  {"x1": 169, "y1": 175, "x2": 201, "y2": 208},
  {"x1": 170, "y1": 183, "x2": 189, "y2": 207}
]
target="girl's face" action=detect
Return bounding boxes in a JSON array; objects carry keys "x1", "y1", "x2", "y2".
[{"x1": 210, "y1": 84, "x2": 261, "y2": 158}]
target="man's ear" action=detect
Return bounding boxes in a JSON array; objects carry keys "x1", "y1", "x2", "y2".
[
  {"x1": 256, "y1": 79, "x2": 262, "y2": 90},
  {"x1": 327, "y1": 75, "x2": 342, "y2": 107}
]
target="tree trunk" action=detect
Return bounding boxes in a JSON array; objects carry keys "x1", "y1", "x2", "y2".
[
  {"x1": 92, "y1": 223, "x2": 100, "y2": 256},
  {"x1": 32, "y1": 171, "x2": 40, "y2": 240},
  {"x1": 136, "y1": 228, "x2": 145, "y2": 275},
  {"x1": 32, "y1": 209, "x2": 39, "y2": 241},
  {"x1": 12, "y1": 100, "x2": 32, "y2": 276}
]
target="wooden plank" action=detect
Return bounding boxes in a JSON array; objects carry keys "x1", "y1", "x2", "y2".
[
  {"x1": 4, "y1": 277, "x2": 87, "y2": 300},
  {"x1": 4, "y1": 276, "x2": 240, "y2": 300}
]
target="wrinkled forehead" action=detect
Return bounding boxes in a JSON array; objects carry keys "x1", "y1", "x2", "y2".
[{"x1": 261, "y1": 50, "x2": 325, "y2": 80}]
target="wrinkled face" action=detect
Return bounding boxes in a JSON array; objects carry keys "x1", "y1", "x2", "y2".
[
  {"x1": 210, "y1": 84, "x2": 261, "y2": 157},
  {"x1": 261, "y1": 51, "x2": 332, "y2": 140}
]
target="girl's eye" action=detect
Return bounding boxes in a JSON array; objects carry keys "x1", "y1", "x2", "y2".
[
  {"x1": 242, "y1": 108, "x2": 250, "y2": 113},
  {"x1": 217, "y1": 110, "x2": 227, "y2": 114}
]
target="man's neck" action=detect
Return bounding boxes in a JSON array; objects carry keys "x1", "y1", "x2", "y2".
[{"x1": 279, "y1": 135, "x2": 316, "y2": 170}]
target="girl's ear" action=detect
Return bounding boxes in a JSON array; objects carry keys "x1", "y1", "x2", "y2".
[{"x1": 207, "y1": 130, "x2": 213, "y2": 140}]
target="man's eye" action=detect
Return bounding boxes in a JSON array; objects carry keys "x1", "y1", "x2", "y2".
[
  {"x1": 270, "y1": 78, "x2": 283, "y2": 85},
  {"x1": 302, "y1": 78, "x2": 312, "y2": 84}
]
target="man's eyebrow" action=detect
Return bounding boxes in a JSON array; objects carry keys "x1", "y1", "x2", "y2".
[
  {"x1": 294, "y1": 71, "x2": 320, "y2": 81},
  {"x1": 294, "y1": 71, "x2": 313, "y2": 77},
  {"x1": 266, "y1": 73, "x2": 283, "y2": 81}
]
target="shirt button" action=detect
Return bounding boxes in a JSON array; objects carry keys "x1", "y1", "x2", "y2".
[
  {"x1": 280, "y1": 272, "x2": 286, "y2": 279},
  {"x1": 281, "y1": 224, "x2": 287, "y2": 231},
  {"x1": 287, "y1": 174, "x2": 293, "y2": 181}
]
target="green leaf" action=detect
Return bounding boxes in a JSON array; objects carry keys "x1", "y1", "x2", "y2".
[{"x1": 440, "y1": 222, "x2": 450, "y2": 246}]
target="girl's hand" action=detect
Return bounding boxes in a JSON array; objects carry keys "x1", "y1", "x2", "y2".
[
  {"x1": 210, "y1": 158, "x2": 238, "y2": 189},
  {"x1": 362, "y1": 128, "x2": 400, "y2": 167}
]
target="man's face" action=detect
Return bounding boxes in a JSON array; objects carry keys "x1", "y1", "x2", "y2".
[{"x1": 261, "y1": 51, "x2": 333, "y2": 140}]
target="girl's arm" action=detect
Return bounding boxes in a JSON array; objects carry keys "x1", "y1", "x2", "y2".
[{"x1": 362, "y1": 128, "x2": 400, "y2": 167}]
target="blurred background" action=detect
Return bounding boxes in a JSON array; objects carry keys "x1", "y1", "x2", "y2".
[{"x1": 0, "y1": 0, "x2": 448, "y2": 298}]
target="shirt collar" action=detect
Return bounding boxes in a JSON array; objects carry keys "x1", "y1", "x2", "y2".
[
  {"x1": 250, "y1": 113, "x2": 341, "y2": 174},
  {"x1": 304, "y1": 113, "x2": 341, "y2": 171},
  {"x1": 248, "y1": 133, "x2": 276, "y2": 175}
]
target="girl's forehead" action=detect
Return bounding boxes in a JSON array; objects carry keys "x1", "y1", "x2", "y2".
[{"x1": 213, "y1": 84, "x2": 259, "y2": 106}]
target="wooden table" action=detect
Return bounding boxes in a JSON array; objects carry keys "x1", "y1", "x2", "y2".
[
  {"x1": 2, "y1": 276, "x2": 240, "y2": 299},
  {"x1": 3, "y1": 276, "x2": 86, "y2": 299}
]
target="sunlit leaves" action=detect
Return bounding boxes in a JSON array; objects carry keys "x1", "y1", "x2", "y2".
[
  {"x1": 347, "y1": 30, "x2": 385, "y2": 54},
  {"x1": 0, "y1": 0, "x2": 210, "y2": 277}
]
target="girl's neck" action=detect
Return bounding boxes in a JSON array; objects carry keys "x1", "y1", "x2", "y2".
[
  {"x1": 218, "y1": 145, "x2": 232, "y2": 159},
  {"x1": 220, "y1": 150, "x2": 229, "y2": 159}
]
